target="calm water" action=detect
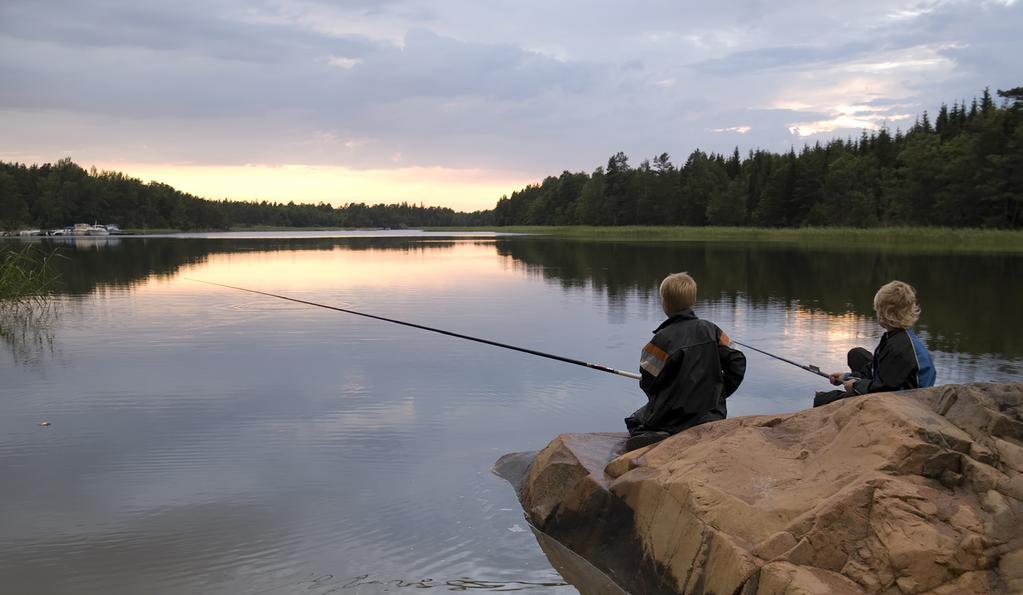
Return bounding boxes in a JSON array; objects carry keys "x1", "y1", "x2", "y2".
[{"x1": 1, "y1": 231, "x2": 1019, "y2": 594}]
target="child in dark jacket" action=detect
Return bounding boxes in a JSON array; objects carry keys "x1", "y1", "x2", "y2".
[
  {"x1": 625, "y1": 272, "x2": 746, "y2": 451},
  {"x1": 814, "y1": 280, "x2": 936, "y2": 408}
]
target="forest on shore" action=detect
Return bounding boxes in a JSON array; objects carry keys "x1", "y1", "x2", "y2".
[
  {"x1": 0, "y1": 161, "x2": 490, "y2": 230},
  {"x1": 493, "y1": 87, "x2": 1022, "y2": 229},
  {"x1": 0, "y1": 86, "x2": 1020, "y2": 231}
]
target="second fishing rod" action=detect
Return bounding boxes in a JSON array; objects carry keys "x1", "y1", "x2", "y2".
[{"x1": 730, "y1": 340, "x2": 830, "y2": 379}]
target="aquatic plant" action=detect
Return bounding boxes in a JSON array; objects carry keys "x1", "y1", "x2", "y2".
[
  {"x1": 0, "y1": 243, "x2": 62, "y2": 365},
  {"x1": 0, "y1": 243, "x2": 59, "y2": 303}
]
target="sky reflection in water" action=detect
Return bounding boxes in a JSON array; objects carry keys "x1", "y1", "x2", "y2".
[{"x1": 0, "y1": 232, "x2": 1018, "y2": 594}]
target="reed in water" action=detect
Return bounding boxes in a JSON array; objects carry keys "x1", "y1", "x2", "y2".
[
  {"x1": 1, "y1": 244, "x2": 61, "y2": 365},
  {"x1": 0, "y1": 243, "x2": 59, "y2": 304}
]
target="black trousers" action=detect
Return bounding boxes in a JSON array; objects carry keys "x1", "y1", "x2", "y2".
[{"x1": 812, "y1": 347, "x2": 873, "y2": 408}]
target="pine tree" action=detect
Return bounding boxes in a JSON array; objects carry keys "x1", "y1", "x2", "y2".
[
  {"x1": 981, "y1": 87, "x2": 994, "y2": 113},
  {"x1": 936, "y1": 104, "x2": 949, "y2": 137}
]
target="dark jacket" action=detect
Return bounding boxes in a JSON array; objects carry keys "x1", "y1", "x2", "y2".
[
  {"x1": 625, "y1": 309, "x2": 746, "y2": 435},
  {"x1": 814, "y1": 327, "x2": 936, "y2": 408},
  {"x1": 851, "y1": 328, "x2": 936, "y2": 395}
]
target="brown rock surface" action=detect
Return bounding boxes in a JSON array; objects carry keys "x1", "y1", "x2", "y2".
[{"x1": 496, "y1": 383, "x2": 1023, "y2": 594}]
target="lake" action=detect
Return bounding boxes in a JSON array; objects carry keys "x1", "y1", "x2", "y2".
[{"x1": 1, "y1": 231, "x2": 1019, "y2": 594}]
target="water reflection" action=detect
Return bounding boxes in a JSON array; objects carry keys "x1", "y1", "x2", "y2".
[
  {"x1": 0, "y1": 301, "x2": 61, "y2": 366},
  {"x1": 495, "y1": 238, "x2": 1022, "y2": 359},
  {"x1": 38, "y1": 236, "x2": 482, "y2": 296},
  {"x1": 0, "y1": 232, "x2": 1018, "y2": 594},
  {"x1": 15, "y1": 234, "x2": 1021, "y2": 361}
]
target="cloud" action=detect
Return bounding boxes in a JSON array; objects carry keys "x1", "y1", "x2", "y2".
[
  {"x1": 343, "y1": 28, "x2": 603, "y2": 102},
  {"x1": 689, "y1": 42, "x2": 880, "y2": 75},
  {"x1": 0, "y1": 0, "x2": 376, "y2": 62},
  {"x1": 328, "y1": 56, "x2": 362, "y2": 69},
  {"x1": 787, "y1": 112, "x2": 914, "y2": 138},
  {"x1": 711, "y1": 126, "x2": 752, "y2": 134},
  {"x1": 0, "y1": 0, "x2": 1020, "y2": 203}
]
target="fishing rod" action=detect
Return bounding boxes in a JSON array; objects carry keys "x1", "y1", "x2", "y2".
[
  {"x1": 731, "y1": 340, "x2": 829, "y2": 379},
  {"x1": 186, "y1": 278, "x2": 642, "y2": 381}
]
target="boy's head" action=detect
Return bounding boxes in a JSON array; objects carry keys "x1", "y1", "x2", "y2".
[
  {"x1": 873, "y1": 280, "x2": 920, "y2": 330},
  {"x1": 660, "y1": 272, "x2": 697, "y2": 316}
]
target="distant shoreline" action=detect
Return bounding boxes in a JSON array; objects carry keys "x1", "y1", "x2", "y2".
[
  {"x1": 6, "y1": 225, "x2": 1021, "y2": 253},
  {"x1": 427, "y1": 225, "x2": 1023, "y2": 252}
]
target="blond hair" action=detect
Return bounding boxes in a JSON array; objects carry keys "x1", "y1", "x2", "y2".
[
  {"x1": 874, "y1": 280, "x2": 921, "y2": 329},
  {"x1": 660, "y1": 272, "x2": 697, "y2": 315}
]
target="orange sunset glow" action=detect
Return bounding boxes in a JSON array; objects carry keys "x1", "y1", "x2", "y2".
[{"x1": 91, "y1": 163, "x2": 532, "y2": 212}]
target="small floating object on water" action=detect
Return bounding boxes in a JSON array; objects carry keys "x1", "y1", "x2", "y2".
[{"x1": 38, "y1": 421, "x2": 51, "y2": 427}]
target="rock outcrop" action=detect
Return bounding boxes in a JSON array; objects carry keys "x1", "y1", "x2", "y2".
[{"x1": 495, "y1": 383, "x2": 1023, "y2": 594}]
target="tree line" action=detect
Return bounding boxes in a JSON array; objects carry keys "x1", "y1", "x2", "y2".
[
  {"x1": 493, "y1": 87, "x2": 1023, "y2": 228},
  {"x1": 1, "y1": 86, "x2": 1020, "y2": 231},
  {"x1": 0, "y1": 160, "x2": 490, "y2": 231}
]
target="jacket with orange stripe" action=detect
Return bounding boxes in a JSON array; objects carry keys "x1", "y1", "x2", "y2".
[{"x1": 625, "y1": 309, "x2": 747, "y2": 436}]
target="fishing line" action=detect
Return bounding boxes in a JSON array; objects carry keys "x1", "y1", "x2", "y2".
[{"x1": 187, "y1": 278, "x2": 642, "y2": 380}]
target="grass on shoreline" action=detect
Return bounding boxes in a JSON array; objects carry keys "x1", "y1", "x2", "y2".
[
  {"x1": 108, "y1": 224, "x2": 1023, "y2": 252},
  {"x1": 428, "y1": 225, "x2": 1023, "y2": 252}
]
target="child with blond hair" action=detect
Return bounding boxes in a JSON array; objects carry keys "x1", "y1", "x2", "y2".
[
  {"x1": 813, "y1": 280, "x2": 936, "y2": 408},
  {"x1": 625, "y1": 272, "x2": 747, "y2": 451}
]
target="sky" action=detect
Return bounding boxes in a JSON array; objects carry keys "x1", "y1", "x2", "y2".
[{"x1": 0, "y1": 0, "x2": 1020, "y2": 212}]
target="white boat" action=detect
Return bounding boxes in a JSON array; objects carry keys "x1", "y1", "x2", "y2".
[{"x1": 68, "y1": 223, "x2": 110, "y2": 236}]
